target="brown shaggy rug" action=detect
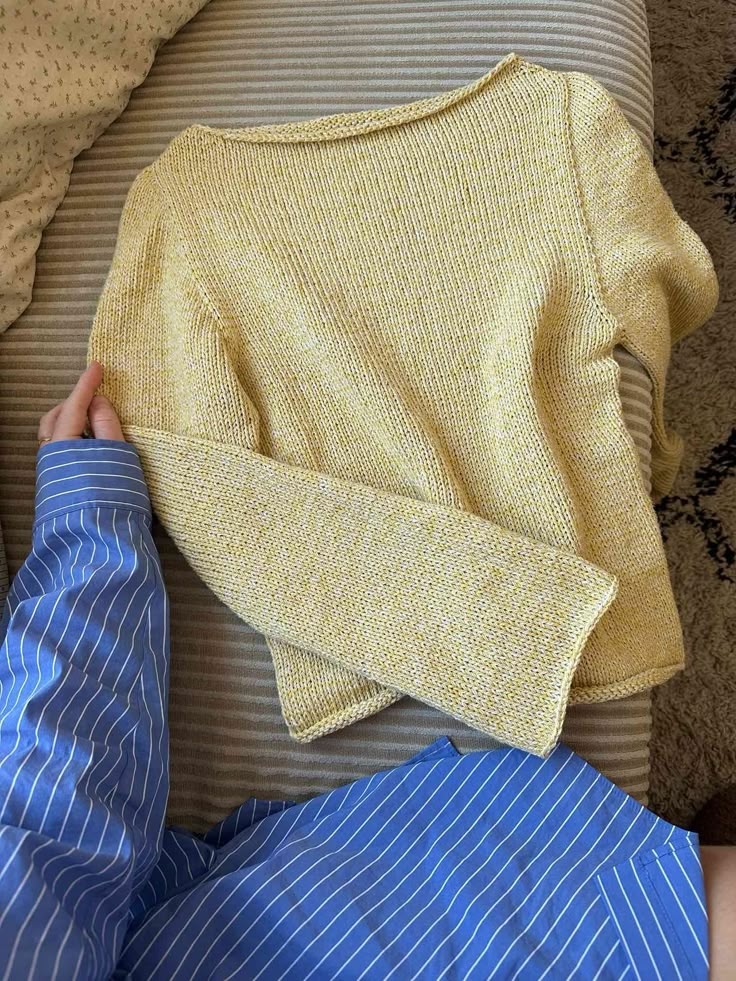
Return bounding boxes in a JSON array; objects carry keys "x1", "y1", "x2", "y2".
[{"x1": 646, "y1": 0, "x2": 736, "y2": 828}]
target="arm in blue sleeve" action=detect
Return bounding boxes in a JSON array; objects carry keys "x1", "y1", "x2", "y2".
[{"x1": 0, "y1": 439, "x2": 169, "y2": 981}]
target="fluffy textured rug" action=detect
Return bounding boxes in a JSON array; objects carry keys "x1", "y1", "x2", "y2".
[{"x1": 646, "y1": 0, "x2": 736, "y2": 827}]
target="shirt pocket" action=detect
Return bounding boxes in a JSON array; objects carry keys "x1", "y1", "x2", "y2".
[{"x1": 594, "y1": 835, "x2": 708, "y2": 981}]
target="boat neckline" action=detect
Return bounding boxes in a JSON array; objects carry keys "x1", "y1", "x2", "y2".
[{"x1": 185, "y1": 52, "x2": 539, "y2": 146}]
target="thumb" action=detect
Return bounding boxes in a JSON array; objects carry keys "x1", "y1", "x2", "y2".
[{"x1": 87, "y1": 394, "x2": 125, "y2": 442}]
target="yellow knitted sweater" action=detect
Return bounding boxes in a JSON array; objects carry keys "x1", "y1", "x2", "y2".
[{"x1": 89, "y1": 54, "x2": 718, "y2": 756}]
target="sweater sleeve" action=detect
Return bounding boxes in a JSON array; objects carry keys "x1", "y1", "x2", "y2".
[
  {"x1": 88, "y1": 165, "x2": 617, "y2": 757},
  {"x1": 566, "y1": 72, "x2": 719, "y2": 497}
]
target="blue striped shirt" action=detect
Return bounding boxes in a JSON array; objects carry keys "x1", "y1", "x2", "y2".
[{"x1": 0, "y1": 440, "x2": 709, "y2": 980}]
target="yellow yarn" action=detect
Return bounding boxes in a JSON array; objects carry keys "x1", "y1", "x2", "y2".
[{"x1": 89, "y1": 53, "x2": 718, "y2": 756}]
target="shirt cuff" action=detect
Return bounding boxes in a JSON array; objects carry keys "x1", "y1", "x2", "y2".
[{"x1": 35, "y1": 439, "x2": 152, "y2": 524}]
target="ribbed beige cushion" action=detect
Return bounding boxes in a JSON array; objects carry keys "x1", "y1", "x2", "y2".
[{"x1": 0, "y1": 0, "x2": 655, "y2": 830}]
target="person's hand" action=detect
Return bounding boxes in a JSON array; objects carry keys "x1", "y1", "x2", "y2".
[{"x1": 37, "y1": 362, "x2": 125, "y2": 445}]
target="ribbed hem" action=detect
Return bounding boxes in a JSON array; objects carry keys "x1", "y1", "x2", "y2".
[
  {"x1": 35, "y1": 439, "x2": 151, "y2": 525},
  {"x1": 287, "y1": 685, "x2": 403, "y2": 744},
  {"x1": 569, "y1": 662, "x2": 683, "y2": 704}
]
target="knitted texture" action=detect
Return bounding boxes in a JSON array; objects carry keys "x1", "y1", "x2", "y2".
[{"x1": 88, "y1": 54, "x2": 718, "y2": 756}]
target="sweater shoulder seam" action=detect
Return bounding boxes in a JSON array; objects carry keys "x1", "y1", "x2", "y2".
[
  {"x1": 561, "y1": 72, "x2": 624, "y2": 342},
  {"x1": 149, "y1": 160, "x2": 227, "y2": 333}
]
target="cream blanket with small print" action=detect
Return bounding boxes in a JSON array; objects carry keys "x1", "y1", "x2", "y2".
[{"x1": 0, "y1": 0, "x2": 208, "y2": 332}]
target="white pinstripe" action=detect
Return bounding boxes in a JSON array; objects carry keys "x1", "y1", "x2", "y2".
[
  {"x1": 5, "y1": 517, "x2": 98, "y2": 856},
  {"x1": 0, "y1": 595, "x2": 58, "y2": 781},
  {"x1": 676, "y1": 841, "x2": 708, "y2": 916},
  {"x1": 37, "y1": 470, "x2": 148, "y2": 495},
  {"x1": 20, "y1": 560, "x2": 46, "y2": 596},
  {"x1": 122, "y1": 770, "x2": 365, "y2": 967},
  {"x1": 174, "y1": 755, "x2": 455, "y2": 980},
  {"x1": 42, "y1": 520, "x2": 66, "y2": 583},
  {"x1": 37, "y1": 446, "x2": 140, "y2": 468},
  {"x1": 36, "y1": 485, "x2": 154, "y2": 510},
  {"x1": 478, "y1": 799, "x2": 648, "y2": 980},
  {"x1": 598, "y1": 878, "x2": 644, "y2": 981},
  {"x1": 557, "y1": 905, "x2": 613, "y2": 980},
  {"x1": 29, "y1": 538, "x2": 55, "y2": 587},
  {"x1": 20, "y1": 513, "x2": 147, "y2": 831},
  {"x1": 242, "y1": 752, "x2": 505, "y2": 980},
  {"x1": 62, "y1": 512, "x2": 85, "y2": 588},
  {"x1": 536, "y1": 893, "x2": 603, "y2": 977},
  {"x1": 592, "y1": 939, "x2": 624, "y2": 981},
  {"x1": 395, "y1": 760, "x2": 601, "y2": 981},
  {"x1": 124, "y1": 756, "x2": 413, "y2": 973},
  {"x1": 7, "y1": 515, "x2": 161, "y2": 967},
  {"x1": 89, "y1": 568, "x2": 166, "y2": 948},
  {"x1": 5, "y1": 566, "x2": 31, "y2": 600},
  {"x1": 626, "y1": 864, "x2": 683, "y2": 978},
  {"x1": 506, "y1": 813, "x2": 663, "y2": 981},
  {"x1": 658, "y1": 845, "x2": 708, "y2": 961},
  {"x1": 0, "y1": 596, "x2": 41, "y2": 744},
  {"x1": 360, "y1": 756, "x2": 585, "y2": 981},
  {"x1": 0, "y1": 510, "x2": 115, "y2": 806},
  {"x1": 289, "y1": 753, "x2": 518, "y2": 981},
  {"x1": 0, "y1": 444, "x2": 711, "y2": 979}
]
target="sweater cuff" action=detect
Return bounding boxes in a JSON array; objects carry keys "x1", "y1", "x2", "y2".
[{"x1": 35, "y1": 439, "x2": 151, "y2": 525}]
